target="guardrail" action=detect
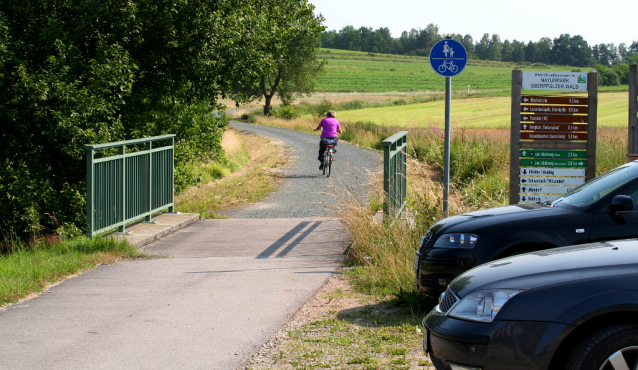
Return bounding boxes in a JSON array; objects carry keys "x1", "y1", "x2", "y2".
[
  {"x1": 382, "y1": 131, "x2": 408, "y2": 218},
  {"x1": 86, "y1": 135, "x2": 176, "y2": 238}
]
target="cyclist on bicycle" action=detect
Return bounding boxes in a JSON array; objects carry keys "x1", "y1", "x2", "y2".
[{"x1": 313, "y1": 110, "x2": 342, "y2": 170}]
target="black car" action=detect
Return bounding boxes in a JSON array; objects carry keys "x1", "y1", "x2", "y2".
[
  {"x1": 423, "y1": 239, "x2": 638, "y2": 370},
  {"x1": 415, "y1": 160, "x2": 638, "y2": 295}
]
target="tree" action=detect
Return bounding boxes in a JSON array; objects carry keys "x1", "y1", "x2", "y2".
[
  {"x1": 525, "y1": 41, "x2": 537, "y2": 63},
  {"x1": 535, "y1": 37, "x2": 553, "y2": 64},
  {"x1": 320, "y1": 30, "x2": 338, "y2": 48},
  {"x1": 618, "y1": 43, "x2": 629, "y2": 63},
  {"x1": 488, "y1": 34, "x2": 503, "y2": 61},
  {"x1": 509, "y1": 40, "x2": 526, "y2": 62},
  {"x1": 475, "y1": 33, "x2": 491, "y2": 60},
  {"x1": 593, "y1": 43, "x2": 619, "y2": 66},
  {"x1": 231, "y1": 0, "x2": 325, "y2": 116},
  {"x1": 0, "y1": 0, "x2": 282, "y2": 239},
  {"x1": 551, "y1": 34, "x2": 594, "y2": 67},
  {"x1": 339, "y1": 25, "x2": 361, "y2": 51}
]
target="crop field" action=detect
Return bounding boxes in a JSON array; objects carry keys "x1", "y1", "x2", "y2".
[
  {"x1": 335, "y1": 91, "x2": 629, "y2": 129},
  {"x1": 316, "y1": 48, "x2": 582, "y2": 93}
]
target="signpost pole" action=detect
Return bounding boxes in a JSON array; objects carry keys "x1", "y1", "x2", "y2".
[
  {"x1": 586, "y1": 70, "x2": 598, "y2": 180},
  {"x1": 443, "y1": 77, "x2": 451, "y2": 217},
  {"x1": 430, "y1": 38, "x2": 466, "y2": 217},
  {"x1": 629, "y1": 62, "x2": 638, "y2": 162}
]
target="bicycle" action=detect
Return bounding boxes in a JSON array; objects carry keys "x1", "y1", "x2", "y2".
[
  {"x1": 321, "y1": 138, "x2": 337, "y2": 177},
  {"x1": 438, "y1": 60, "x2": 458, "y2": 73}
]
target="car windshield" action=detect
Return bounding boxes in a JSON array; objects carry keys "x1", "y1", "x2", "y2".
[{"x1": 552, "y1": 163, "x2": 638, "y2": 210}]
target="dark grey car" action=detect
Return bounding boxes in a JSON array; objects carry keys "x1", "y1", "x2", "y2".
[
  {"x1": 423, "y1": 239, "x2": 638, "y2": 370},
  {"x1": 415, "y1": 160, "x2": 638, "y2": 296}
]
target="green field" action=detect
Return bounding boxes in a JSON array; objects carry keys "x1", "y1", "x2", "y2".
[
  {"x1": 316, "y1": 48, "x2": 586, "y2": 93},
  {"x1": 335, "y1": 91, "x2": 629, "y2": 129}
]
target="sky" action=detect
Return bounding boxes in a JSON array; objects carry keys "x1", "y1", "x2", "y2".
[{"x1": 309, "y1": 0, "x2": 637, "y2": 47}]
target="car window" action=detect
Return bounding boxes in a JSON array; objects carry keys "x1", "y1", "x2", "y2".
[
  {"x1": 626, "y1": 186, "x2": 638, "y2": 209},
  {"x1": 553, "y1": 164, "x2": 638, "y2": 209}
]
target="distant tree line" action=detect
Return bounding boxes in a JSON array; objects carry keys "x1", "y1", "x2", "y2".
[{"x1": 321, "y1": 24, "x2": 638, "y2": 84}]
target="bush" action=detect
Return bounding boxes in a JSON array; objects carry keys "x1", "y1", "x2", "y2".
[
  {"x1": 596, "y1": 64, "x2": 620, "y2": 86},
  {"x1": 248, "y1": 111, "x2": 264, "y2": 123},
  {"x1": 272, "y1": 104, "x2": 300, "y2": 120},
  {"x1": 313, "y1": 99, "x2": 334, "y2": 117},
  {"x1": 340, "y1": 100, "x2": 366, "y2": 111}
]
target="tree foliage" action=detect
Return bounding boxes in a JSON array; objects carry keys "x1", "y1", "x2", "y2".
[
  {"x1": 230, "y1": 0, "x2": 325, "y2": 116},
  {"x1": 0, "y1": 0, "x2": 323, "y2": 240}
]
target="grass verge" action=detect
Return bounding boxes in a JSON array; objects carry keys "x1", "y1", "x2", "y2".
[
  {"x1": 0, "y1": 237, "x2": 143, "y2": 308},
  {"x1": 245, "y1": 271, "x2": 435, "y2": 370},
  {"x1": 175, "y1": 127, "x2": 289, "y2": 218}
]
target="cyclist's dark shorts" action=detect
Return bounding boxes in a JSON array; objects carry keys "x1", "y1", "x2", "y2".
[{"x1": 320, "y1": 137, "x2": 338, "y2": 145}]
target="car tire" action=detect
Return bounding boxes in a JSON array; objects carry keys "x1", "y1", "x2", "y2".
[{"x1": 565, "y1": 324, "x2": 638, "y2": 370}]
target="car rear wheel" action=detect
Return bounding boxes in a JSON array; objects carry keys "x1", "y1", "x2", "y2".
[{"x1": 566, "y1": 324, "x2": 638, "y2": 370}]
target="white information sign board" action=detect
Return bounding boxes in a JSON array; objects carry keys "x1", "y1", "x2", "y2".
[
  {"x1": 519, "y1": 194, "x2": 561, "y2": 203},
  {"x1": 520, "y1": 185, "x2": 578, "y2": 194},
  {"x1": 522, "y1": 71, "x2": 588, "y2": 91},
  {"x1": 519, "y1": 176, "x2": 586, "y2": 186},
  {"x1": 520, "y1": 168, "x2": 586, "y2": 177}
]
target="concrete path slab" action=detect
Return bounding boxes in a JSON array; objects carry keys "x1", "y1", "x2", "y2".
[
  {"x1": 115, "y1": 212, "x2": 201, "y2": 247},
  {"x1": 0, "y1": 218, "x2": 348, "y2": 370}
]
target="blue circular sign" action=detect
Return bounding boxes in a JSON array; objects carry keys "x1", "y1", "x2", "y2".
[{"x1": 429, "y1": 39, "x2": 467, "y2": 77}]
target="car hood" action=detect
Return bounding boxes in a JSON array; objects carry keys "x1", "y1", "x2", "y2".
[
  {"x1": 429, "y1": 203, "x2": 578, "y2": 235},
  {"x1": 450, "y1": 239, "x2": 638, "y2": 297}
]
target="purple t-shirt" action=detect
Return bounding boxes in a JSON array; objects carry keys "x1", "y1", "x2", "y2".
[{"x1": 319, "y1": 117, "x2": 341, "y2": 138}]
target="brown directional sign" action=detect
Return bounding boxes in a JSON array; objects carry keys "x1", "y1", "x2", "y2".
[
  {"x1": 521, "y1": 132, "x2": 587, "y2": 141},
  {"x1": 521, "y1": 96, "x2": 588, "y2": 105},
  {"x1": 521, "y1": 123, "x2": 587, "y2": 132},
  {"x1": 521, "y1": 113, "x2": 588, "y2": 123},
  {"x1": 522, "y1": 105, "x2": 587, "y2": 114}
]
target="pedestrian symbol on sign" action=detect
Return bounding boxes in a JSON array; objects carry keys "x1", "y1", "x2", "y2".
[{"x1": 430, "y1": 39, "x2": 467, "y2": 77}]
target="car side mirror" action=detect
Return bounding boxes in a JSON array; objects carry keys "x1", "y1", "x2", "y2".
[{"x1": 609, "y1": 195, "x2": 634, "y2": 212}]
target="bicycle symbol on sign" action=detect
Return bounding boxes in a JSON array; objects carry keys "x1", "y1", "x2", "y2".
[{"x1": 438, "y1": 60, "x2": 459, "y2": 73}]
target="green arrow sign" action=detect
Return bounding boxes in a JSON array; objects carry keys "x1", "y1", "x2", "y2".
[
  {"x1": 520, "y1": 149, "x2": 586, "y2": 159},
  {"x1": 520, "y1": 159, "x2": 587, "y2": 167}
]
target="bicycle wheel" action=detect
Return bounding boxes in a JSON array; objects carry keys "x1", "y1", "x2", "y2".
[
  {"x1": 322, "y1": 150, "x2": 327, "y2": 175},
  {"x1": 326, "y1": 154, "x2": 332, "y2": 177}
]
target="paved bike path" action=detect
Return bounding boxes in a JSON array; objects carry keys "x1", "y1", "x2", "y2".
[
  {"x1": 0, "y1": 124, "x2": 381, "y2": 369},
  {"x1": 0, "y1": 218, "x2": 348, "y2": 369}
]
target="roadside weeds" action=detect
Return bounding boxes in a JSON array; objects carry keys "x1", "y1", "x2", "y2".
[{"x1": 243, "y1": 268, "x2": 434, "y2": 370}]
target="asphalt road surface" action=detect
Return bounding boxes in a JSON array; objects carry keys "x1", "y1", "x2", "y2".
[{"x1": 0, "y1": 123, "x2": 382, "y2": 370}]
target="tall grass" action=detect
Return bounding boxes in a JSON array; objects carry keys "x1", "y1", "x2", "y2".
[
  {"x1": 339, "y1": 125, "x2": 626, "y2": 301},
  {"x1": 239, "y1": 114, "x2": 628, "y2": 302}
]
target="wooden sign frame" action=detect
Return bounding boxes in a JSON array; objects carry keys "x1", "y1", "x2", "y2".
[{"x1": 509, "y1": 68, "x2": 598, "y2": 205}]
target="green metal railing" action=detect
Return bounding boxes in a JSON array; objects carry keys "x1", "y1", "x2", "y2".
[
  {"x1": 86, "y1": 135, "x2": 176, "y2": 238},
  {"x1": 383, "y1": 131, "x2": 408, "y2": 218}
]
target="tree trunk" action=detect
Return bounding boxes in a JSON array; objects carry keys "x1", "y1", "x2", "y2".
[
  {"x1": 261, "y1": 72, "x2": 281, "y2": 116},
  {"x1": 263, "y1": 94, "x2": 272, "y2": 116}
]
